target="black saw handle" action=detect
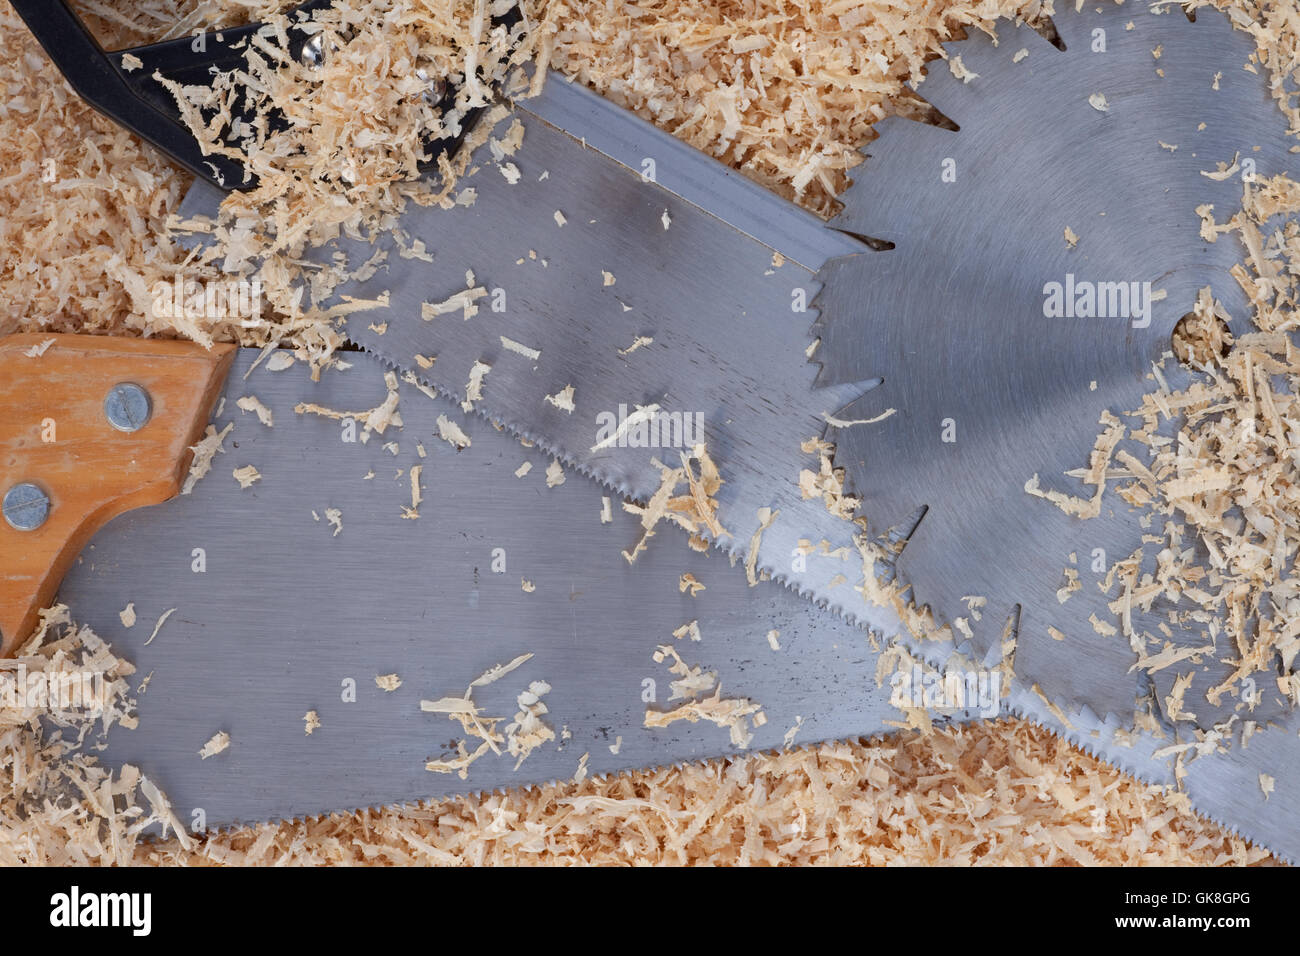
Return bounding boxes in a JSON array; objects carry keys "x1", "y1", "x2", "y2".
[
  {"x1": 11, "y1": 0, "x2": 523, "y2": 192},
  {"x1": 9, "y1": 0, "x2": 331, "y2": 188}
]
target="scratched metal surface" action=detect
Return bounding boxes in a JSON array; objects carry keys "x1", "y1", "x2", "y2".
[
  {"x1": 159, "y1": 21, "x2": 1300, "y2": 856},
  {"x1": 61, "y1": 349, "x2": 978, "y2": 831},
  {"x1": 817, "y1": 4, "x2": 1299, "y2": 727}
]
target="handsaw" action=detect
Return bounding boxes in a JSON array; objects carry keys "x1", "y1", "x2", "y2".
[
  {"x1": 9, "y1": 334, "x2": 1299, "y2": 854},
  {"x1": 5, "y1": 335, "x2": 977, "y2": 830},
  {"x1": 10, "y1": 0, "x2": 1300, "y2": 857}
]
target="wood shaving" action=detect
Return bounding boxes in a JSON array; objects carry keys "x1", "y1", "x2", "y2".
[
  {"x1": 436, "y1": 414, "x2": 472, "y2": 450},
  {"x1": 423, "y1": 286, "x2": 488, "y2": 321},
  {"x1": 500, "y1": 335, "x2": 541, "y2": 360},
  {"x1": 515, "y1": 461, "x2": 533, "y2": 478},
  {"x1": 622, "y1": 445, "x2": 727, "y2": 562},
  {"x1": 408, "y1": 465, "x2": 423, "y2": 515},
  {"x1": 119, "y1": 604, "x2": 136, "y2": 629},
  {"x1": 673, "y1": 620, "x2": 702, "y2": 642},
  {"x1": 679, "y1": 572, "x2": 705, "y2": 596},
  {"x1": 325, "y1": 508, "x2": 343, "y2": 537},
  {"x1": 645, "y1": 648, "x2": 762, "y2": 749},
  {"x1": 376, "y1": 674, "x2": 402, "y2": 692},
  {"x1": 545, "y1": 459, "x2": 566, "y2": 487},
  {"x1": 296, "y1": 371, "x2": 402, "y2": 438},
  {"x1": 199, "y1": 731, "x2": 230, "y2": 760},
  {"x1": 591, "y1": 403, "x2": 659, "y2": 452},
  {"x1": 182, "y1": 423, "x2": 234, "y2": 495},
  {"x1": 947, "y1": 53, "x2": 978, "y2": 83},
  {"x1": 618, "y1": 335, "x2": 653, "y2": 356},
  {"x1": 745, "y1": 507, "x2": 778, "y2": 586},
  {"x1": 236, "y1": 395, "x2": 273, "y2": 427},
  {"x1": 461, "y1": 360, "x2": 491, "y2": 412},
  {"x1": 823, "y1": 408, "x2": 896, "y2": 427},
  {"x1": 303, "y1": 711, "x2": 321, "y2": 735},
  {"x1": 143, "y1": 608, "x2": 176, "y2": 647},
  {"x1": 232, "y1": 465, "x2": 261, "y2": 489},
  {"x1": 544, "y1": 384, "x2": 576, "y2": 412}
]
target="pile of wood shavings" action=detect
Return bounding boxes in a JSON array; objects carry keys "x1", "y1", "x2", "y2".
[
  {"x1": 622, "y1": 444, "x2": 728, "y2": 560},
  {"x1": 1032, "y1": 174, "x2": 1300, "y2": 724},
  {"x1": 0, "y1": 606, "x2": 193, "y2": 864},
  {"x1": 4, "y1": 0, "x2": 1289, "y2": 863},
  {"x1": 128, "y1": 721, "x2": 1269, "y2": 865}
]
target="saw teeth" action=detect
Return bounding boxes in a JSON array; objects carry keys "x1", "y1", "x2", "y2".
[
  {"x1": 828, "y1": 117, "x2": 957, "y2": 242},
  {"x1": 816, "y1": 1, "x2": 1299, "y2": 729}
]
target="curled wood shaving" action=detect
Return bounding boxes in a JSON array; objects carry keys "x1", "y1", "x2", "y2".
[
  {"x1": 436, "y1": 414, "x2": 472, "y2": 450},
  {"x1": 236, "y1": 394, "x2": 274, "y2": 427},
  {"x1": 544, "y1": 384, "x2": 576, "y2": 412},
  {"x1": 461, "y1": 360, "x2": 491, "y2": 412},
  {"x1": 296, "y1": 371, "x2": 402, "y2": 437},
  {"x1": 182, "y1": 423, "x2": 234, "y2": 495},
  {"x1": 745, "y1": 507, "x2": 779, "y2": 586},
  {"x1": 233, "y1": 465, "x2": 261, "y2": 488},
  {"x1": 618, "y1": 335, "x2": 653, "y2": 356},
  {"x1": 199, "y1": 731, "x2": 231, "y2": 759},
  {"x1": 622, "y1": 445, "x2": 727, "y2": 562},
  {"x1": 679, "y1": 572, "x2": 705, "y2": 596},
  {"x1": 822, "y1": 408, "x2": 896, "y2": 427},
  {"x1": 500, "y1": 335, "x2": 541, "y2": 360},
  {"x1": 673, "y1": 620, "x2": 702, "y2": 641},
  {"x1": 143, "y1": 608, "x2": 176, "y2": 647}
]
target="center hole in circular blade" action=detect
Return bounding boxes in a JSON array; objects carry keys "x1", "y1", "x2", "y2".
[{"x1": 1171, "y1": 308, "x2": 1233, "y2": 367}]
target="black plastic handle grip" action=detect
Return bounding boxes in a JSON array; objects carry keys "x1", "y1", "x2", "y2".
[
  {"x1": 9, "y1": 0, "x2": 326, "y2": 189},
  {"x1": 12, "y1": 0, "x2": 524, "y2": 192}
]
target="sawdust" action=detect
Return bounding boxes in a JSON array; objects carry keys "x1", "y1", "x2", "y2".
[
  {"x1": 122, "y1": 720, "x2": 1269, "y2": 866},
  {"x1": 1034, "y1": 173, "x2": 1300, "y2": 722},
  {"x1": 3, "y1": 0, "x2": 1292, "y2": 865}
]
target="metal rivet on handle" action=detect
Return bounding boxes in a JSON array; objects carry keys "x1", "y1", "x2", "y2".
[
  {"x1": 3, "y1": 483, "x2": 50, "y2": 531},
  {"x1": 105, "y1": 383, "x2": 152, "y2": 433}
]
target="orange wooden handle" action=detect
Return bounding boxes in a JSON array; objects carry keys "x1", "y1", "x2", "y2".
[{"x1": 0, "y1": 334, "x2": 235, "y2": 655}]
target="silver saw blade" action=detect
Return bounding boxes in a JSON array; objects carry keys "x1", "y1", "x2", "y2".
[
  {"x1": 59, "y1": 348, "x2": 985, "y2": 832},
  {"x1": 815, "y1": 3, "x2": 1298, "y2": 727},
  {"x1": 56, "y1": 348, "x2": 1300, "y2": 861},
  {"x1": 166, "y1": 11, "x2": 1300, "y2": 856},
  {"x1": 178, "y1": 71, "x2": 915, "y2": 656}
]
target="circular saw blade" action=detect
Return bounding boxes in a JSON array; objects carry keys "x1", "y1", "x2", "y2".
[{"x1": 813, "y1": 4, "x2": 1297, "y2": 726}]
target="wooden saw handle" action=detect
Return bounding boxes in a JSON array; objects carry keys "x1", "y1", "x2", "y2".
[{"x1": 0, "y1": 334, "x2": 235, "y2": 656}]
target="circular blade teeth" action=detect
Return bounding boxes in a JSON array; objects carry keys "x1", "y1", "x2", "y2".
[{"x1": 817, "y1": 2, "x2": 1298, "y2": 728}]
